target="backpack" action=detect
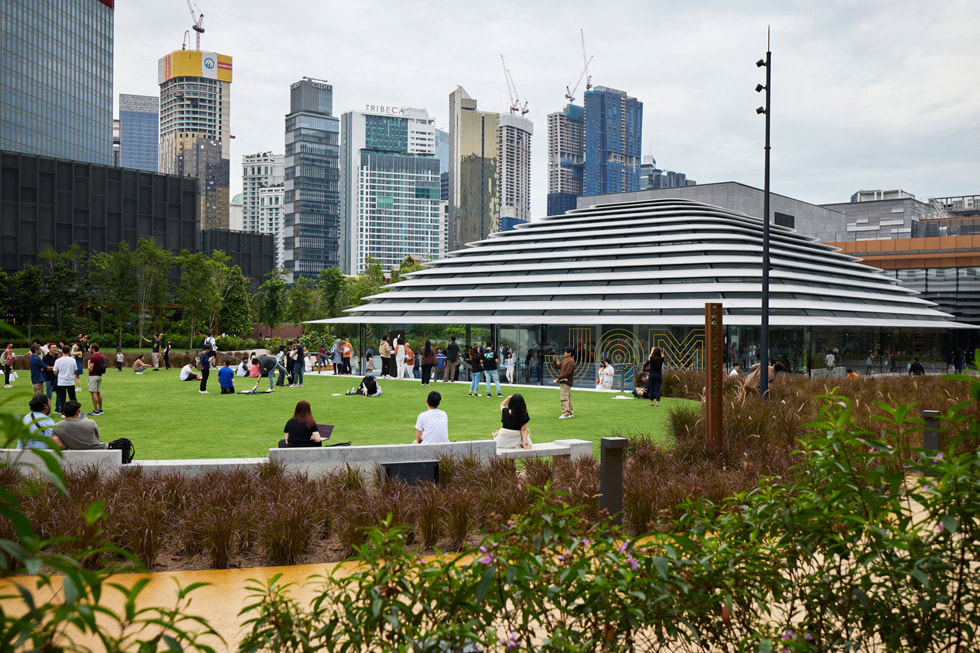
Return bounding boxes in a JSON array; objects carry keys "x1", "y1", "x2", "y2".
[
  {"x1": 108, "y1": 438, "x2": 135, "y2": 464},
  {"x1": 92, "y1": 355, "x2": 107, "y2": 376}
]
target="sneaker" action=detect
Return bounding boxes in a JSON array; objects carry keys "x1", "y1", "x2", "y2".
[
  {"x1": 468, "y1": 393, "x2": 473, "y2": 396},
  {"x1": 497, "y1": 394, "x2": 503, "y2": 397},
  {"x1": 3, "y1": 384, "x2": 11, "y2": 388},
  {"x1": 199, "y1": 390, "x2": 209, "y2": 394},
  {"x1": 558, "y1": 414, "x2": 573, "y2": 419},
  {"x1": 264, "y1": 389, "x2": 274, "y2": 393},
  {"x1": 487, "y1": 394, "x2": 492, "y2": 397},
  {"x1": 289, "y1": 384, "x2": 297, "y2": 387}
]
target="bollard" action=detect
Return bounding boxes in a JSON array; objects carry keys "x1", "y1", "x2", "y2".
[
  {"x1": 600, "y1": 437, "x2": 629, "y2": 526},
  {"x1": 922, "y1": 409, "x2": 940, "y2": 452}
]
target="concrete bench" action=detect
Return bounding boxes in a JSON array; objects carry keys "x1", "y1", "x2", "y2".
[
  {"x1": 0, "y1": 448, "x2": 122, "y2": 476},
  {"x1": 494, "y1": 439, "x2": 593, "y2": 460},
  {"x1": 133, "y1": 457, "x2": 268, "y2": 478},
  {"x1": 269, "y1": 439, "x2": 497, "y2": 479}
]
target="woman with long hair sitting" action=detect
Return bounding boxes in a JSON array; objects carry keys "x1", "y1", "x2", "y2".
[
  {"x1": 494, "y1": 393, "x2": 532, "y2": 450},
  {"x1": 279, "y1": 400, "x2": 323, "y2": 448}
]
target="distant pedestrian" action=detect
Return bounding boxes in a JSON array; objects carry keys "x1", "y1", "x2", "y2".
[
  {"x1": 199, "y1": 346, "x2": 212, "y2": 393},
  {"x1": 115, "y1": 348, "x2": 124, "y2": 372},
  {"x1": 420, "y1": 340, "x2": 435, "y2": 386},
  {"x1": 86, "y1": 343, "x2": 106, "y2": 415},
  {"x1": 163, "y1": 340, "x2": 172, "y2": 370},
  {"x1": 53, "y1": 345, "x2": 77, "y2": 413},
  {"x1": 443, "y1": 336, "x2": 459, "y2": 382},
  {"x1": 467, "y1": 346, "x2": 484, "y2": 396},
  {"x1": 909, "y1": 358, "x2": 926, "y2": 376},
  {"x1": 482, "y1": 343, "x2": 501, "y2": 397},
  {"x1": 646, "y1": 347, "x2": 665, "y2": 407},
  {"x1": 555, "y1": 347, "x2": 576, "y2": 418},
  {"x1": 2, "y1": 342, "x2": 14, "y2": 388},
  {"x1": 29, "y1": 345, "x2": 47, "y2": 397}
]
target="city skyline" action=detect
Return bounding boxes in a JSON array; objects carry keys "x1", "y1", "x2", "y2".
[{"x1": 113, "y1": 1, "x2": 980, "y2": 219}]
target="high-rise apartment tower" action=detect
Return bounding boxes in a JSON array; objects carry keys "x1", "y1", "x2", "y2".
[
  {"x1": 498, "y1": 113, "x2": 533, "y2": 229},
  {"x1": 546, "y1": 104, "x2": 584, "y2": 216},
  {"x1": 242, "y1": 152, "x2": 285, "y2": 268},
  {"x1": 448, "y1": 86, "x2": 499, "y2": 252},
  {"x1": 158, "y1": 49, "x2": 234, "y2": 230},
  {"x1": 340, "y1": 107, "x2": 441, "y2": 274},
  {"x1": 583, "y1": 86, "x2": 642, "y2": 196}
]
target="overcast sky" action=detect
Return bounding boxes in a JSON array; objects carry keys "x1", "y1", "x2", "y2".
[{"x1": 114, "y1": 0, "x2": 980, "y2": 214}]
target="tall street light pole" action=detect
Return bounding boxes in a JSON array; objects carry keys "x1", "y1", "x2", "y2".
[{"x1": 756, "y1": 31, "x2": 771, "y2": 399}]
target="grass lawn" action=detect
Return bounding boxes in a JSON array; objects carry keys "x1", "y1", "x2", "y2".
[{"x1": 1, "y1": 369, "x2": 686, "y2": 460}]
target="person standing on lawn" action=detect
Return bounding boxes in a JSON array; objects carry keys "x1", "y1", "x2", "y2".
[
  {"x1": 199, "y1": 346, "x2": 212, "y2": 393},
  {"x1": 443, "y1": 336, "x2": 459, "y2": 382},
  {"x1": 163, "y1": 340, "x2": 172, "y2": 370},
  {"x1": 555, "y1": 347, "x2": 576, "y2": 419},
  {"x1": 2, "y1": 342, "x2": 14, "y2": 388},
  {"x1": 482, "y1": 343, "x2": 502, "y2": 397},
  {"x1": 43, "y1": 344, "x2": 58, "y2": 398},
  {"x1": 53, "y1": 345, "x2": 78, "y2": 413},
  {"x1": 86, "y1": 343, "x2": 106, "y2": 415},
  {"x1": 141, "y1": 333, "x2": 162, "y2": 370},
  {"x1": 342, "y1": 338, "x2": 353, "y2": 375},
  {"x1": 29, "y1": 345, "x2": 47, "y2": 397}
]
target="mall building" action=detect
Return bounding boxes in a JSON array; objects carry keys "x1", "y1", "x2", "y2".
[{"x1": 312, "y1": 197, "x2": 966, "y2": 384}]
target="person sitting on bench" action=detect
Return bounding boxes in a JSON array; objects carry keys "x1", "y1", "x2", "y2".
[{"x1": 279, "y1": 400, "x2": 323, "y2": 448}]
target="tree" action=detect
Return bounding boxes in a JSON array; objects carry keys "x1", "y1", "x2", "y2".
[
  {"x1": 285, "y1": 276, "x2": 319, "y2": 324},
  {"x1": 10, "y1": 265, "x2": 44, "y2": 340},
  {"x1": 176, "y1": 250, "x2": 231, "y2": 347},
  {"x1": 256, "y1": 268, "x2": 287, "y2": 333},
  {"x1": 107, "y1": 244, "x2": 137, "y2": 348},
  {"x1": 0, "y1": 270, "x2": 8, "y2": 318},
  {"x1": 39, "y1": 245, "x2": 85, "y2": 334},
  {"x1": 342, "y1": 256, "x2": 385, "y2": 311},
  {"x1": 132, "y1": 237, "x2": 172, "y2": 342},
  {"x1": 316, "y1": 267, "x2": 345, "y2": 318},
  {"x1": 219, "y1": 265, "x2": 252, "y2": 337}
]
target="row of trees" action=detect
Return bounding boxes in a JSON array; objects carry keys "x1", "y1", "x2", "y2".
[{"x1": 0, "y1": 239, "x2": 391, "y2": 348}]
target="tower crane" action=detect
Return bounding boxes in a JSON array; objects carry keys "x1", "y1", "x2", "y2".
[
  {"x1": 564, "y1": 28, "x2": 593, "y2": 103},
  {"x1": 500, "y1": 55, "x2": 529, "y2": 116},
  {"x1": 186, "y1": 0, "x2": 205, "y2": 50}
]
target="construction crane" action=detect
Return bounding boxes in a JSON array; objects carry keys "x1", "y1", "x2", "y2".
[
  {"x1": 500, "y1": 55, "x2": 529, "y2": 116},
  {"x1": 181, "y1": 30, "x2": 191, "y2": 50},
  {"x1": 186, "y1": 0, "x2": 205, "y2": 50},
  {"x1": 564, "y1": 28, "x2": 593, "y2": 103}
]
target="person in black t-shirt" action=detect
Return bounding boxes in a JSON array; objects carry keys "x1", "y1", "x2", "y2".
[
  {"x1": 279, "y1": 400, "x2": 323, "y2": 448},
  {"x1": 493, "y1": 394, "x2": 532, "y2": 450}
]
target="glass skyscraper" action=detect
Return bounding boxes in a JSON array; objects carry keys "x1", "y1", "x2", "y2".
[
  {"x1": 341, "y1": 107, "x2": 441, "y2": 274},
  {"x1": 118, "y1": 94, "x2": 159, "y2": 172},
  {"x1": 1, "y1": 0, "x2": 114, "y2": 165},
  {"x1": 448, "y1": 86, "x2": 499, "y2": 252},
  {"x1": 583, "y1": 86, "x2": 643, "y2": 196},
  {"x1": 284, "y1": 77, "x2": 340, "y2": 282}
]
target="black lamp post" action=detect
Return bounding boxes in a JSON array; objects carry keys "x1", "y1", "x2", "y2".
[{"x1": 756, "y1": 34, "x2": 771, "y2": 399}]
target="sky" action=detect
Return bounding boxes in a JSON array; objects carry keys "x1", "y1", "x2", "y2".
[{"x1": 113, "y1": 0, "x2": 980, "y2": 214}]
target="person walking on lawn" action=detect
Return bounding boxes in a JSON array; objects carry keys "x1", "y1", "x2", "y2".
[{"x1": 556, "y1": 347, "x2": 576, "y2": 419}]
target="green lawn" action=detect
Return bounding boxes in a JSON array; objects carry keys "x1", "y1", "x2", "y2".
[{"x1": 1, "y1": 369, "x2": 683, "y2": 460}]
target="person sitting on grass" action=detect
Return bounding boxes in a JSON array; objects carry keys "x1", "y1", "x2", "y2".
[
  {"x1": 346, "y1": 371, "x2": 382, "y2": 396},
  {"x1": 132, "y1": 354, "x2": 150, "y2": 374},
  {"x1": 179, "y1": 360, "x2": 201, "y2": 382},
  {"x1": 278, "y1": 400, "x2": 323, "y2": 448},
  {"x1": 218, "y1": 358, "x2": 235, "y2": 394}
]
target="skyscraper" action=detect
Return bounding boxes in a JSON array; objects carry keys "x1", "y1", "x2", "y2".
[
  {"x1": 340, "y1": 107, "x2": 441, "y2": 274},
  {"x1": 448, "y1": 86, "x2": 499, "y2": 252},
  {"x1": 119, "y1": 94, "x2": 159, "y2": 172},
  {"x1": 497, "y1": 113, "x2": 533, "y2": 230},
  {"x1": 546, "y1": 104, "x2": 584, "y2": 216},
  {"x1": 158, "y1": 49, "x2": 234, "y2": 230},
  {"x1": 242, "y1": 152, "x2": 285, "y2": 268},
  {"x1": 583, "y1": 86, "x2": 643, "y2": 196},
  {"x1": 0, "y1": 0, "x2": 114, "y2": 165},
  {"x1": 284, "y1": 77, "x2": 340, "y2": 282}
]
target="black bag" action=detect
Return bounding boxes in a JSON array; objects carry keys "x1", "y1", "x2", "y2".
[
  {"x1": 108, "y1": 438, "x2": 135, "y2": 464},
  {"x1": 92, "y1": 356, "x2": 107, "y2": 376}
]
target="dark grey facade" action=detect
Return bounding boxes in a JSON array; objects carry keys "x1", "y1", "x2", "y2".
[{"x1": 1, "y1": 150, "x2": 273, "y2": 281}]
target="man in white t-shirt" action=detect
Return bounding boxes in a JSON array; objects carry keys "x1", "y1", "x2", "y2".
[
  {"x1": 414, "y1": 390, "x2": 449, "y2": 444},
  {"x1": 53, "y1": 345, "x2": 78, "y2": 414}
]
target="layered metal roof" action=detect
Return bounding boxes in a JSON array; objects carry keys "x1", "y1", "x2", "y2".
[{"x1": 314, "y1": 198, "x2": 962, "y2": 328}]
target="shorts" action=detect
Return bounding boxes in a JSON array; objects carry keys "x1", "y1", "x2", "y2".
[{"x1": 88, "y1": 376, "x2": 103, "y2": 393}]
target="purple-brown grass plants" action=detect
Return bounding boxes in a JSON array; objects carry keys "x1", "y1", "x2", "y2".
[
  {"x1": 412, "y1": 481, "x2": 445, "y2": 549},
  {"x1": 444, "y1": 484, "x2": 477, "y2": 551},
  {"x1": 258, "y1": 489, "x2": 316, "y2": 566},
  {"x1": 370, "y1": 477, "x2": 417, "y2": 544},
  {"x1": 334, "y1": 488, "x2": 375, "y2": 558},
  {"x1": 550, "y1": 455, "x2": 601, "y2": 520},
  {"x1": 522, "y1": 457, "x2": 553, "y2": 491}
]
